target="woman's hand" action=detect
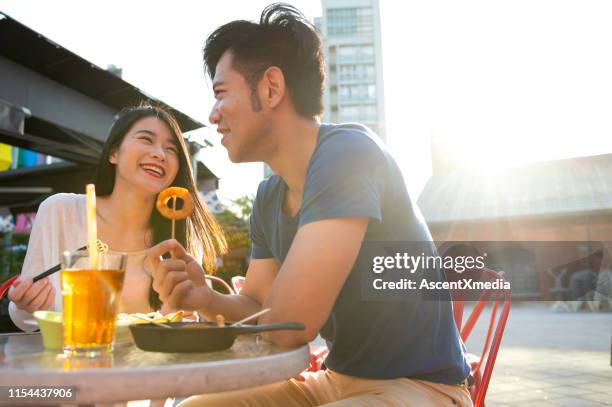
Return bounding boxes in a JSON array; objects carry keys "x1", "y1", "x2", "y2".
[
  {"x1": 147, "y1": 239, "x2": 214, "y2": 312},
  {"x1": 8, "y1": 277, "x2": 55, "y2": 313}
]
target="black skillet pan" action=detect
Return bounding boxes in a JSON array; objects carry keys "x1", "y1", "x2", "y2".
[{"x1": 129, "y1": 321, "x2": 305, "y2": 353}]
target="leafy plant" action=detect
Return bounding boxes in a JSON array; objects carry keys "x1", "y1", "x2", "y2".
[
  {"x1": 230, "y1": 194, "x2": 254, "y2": 222},
  {"x1": 0, "y1": 232, "x2": 28, "y2": 282},
  {"x1": 213, "y1": 195, "x2": 254, "y2": 286}
]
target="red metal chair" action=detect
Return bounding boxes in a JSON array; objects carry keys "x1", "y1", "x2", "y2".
[
  {"x1": 306, "y1": 344, "x2": 328, "y2": 372},
  {"x1": 230, "y1": 275, "x2": 245, "y2": 294},
  {"x1": 206, "y1": 274, "x2": 235, "y2": 295},
  {"x1": 0, "y1": 275, "x2": 19, "y2": 300},
  {"x1": 452, "y1": 268, "x2": 512, "y2": 407}
]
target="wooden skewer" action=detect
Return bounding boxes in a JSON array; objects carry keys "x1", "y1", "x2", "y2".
[
  {"x1": 133, "y1": 313, "x2": 171, "y2": 329},
  {"x1": 230, "y1": 308, "x2": 271, "y2": 327},
  {"x1": 171, "y1": 196, "x2": 177, "y2": 241}
]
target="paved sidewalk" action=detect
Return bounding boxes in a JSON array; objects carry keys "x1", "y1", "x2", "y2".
[{"x1": 465, "y1": 302, "x2": 611, "y2": 406}]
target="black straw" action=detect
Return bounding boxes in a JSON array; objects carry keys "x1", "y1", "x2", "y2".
[{"x1": 32, "y1": 245, "x2": 88, "y2": 283}]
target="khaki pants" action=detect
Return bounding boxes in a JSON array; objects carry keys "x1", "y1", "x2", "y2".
[{"x1": 179, "y1": 369, "x2": 473, "y2": 407}]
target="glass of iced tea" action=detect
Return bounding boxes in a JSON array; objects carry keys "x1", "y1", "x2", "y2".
[{"x1": 61, "y1": 250, "x2": 126, "y2": 355}]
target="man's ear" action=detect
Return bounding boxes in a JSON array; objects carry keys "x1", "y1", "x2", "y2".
[
  {"x1": 109, "y1": 149, "x2": 118, "y2": 164},
  {"x1": 260, "y1": 66, "x2": 286, "y2": 109}
]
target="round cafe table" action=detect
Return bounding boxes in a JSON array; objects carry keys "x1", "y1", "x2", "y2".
[{"x1": 0, "y1": 332, "x2": 310, "y2": 404}]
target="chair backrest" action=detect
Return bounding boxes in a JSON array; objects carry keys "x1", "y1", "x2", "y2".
[
  {"x1": 451, "y1": 268, "x2": 512, "y2": 407},
  {"x1": 231, "y1": 275, "x2": 246, "y2": 294},
  {"x1": 547, "y1": 268, "x2": 568, "y2": 290},
  {"x1": 205, "y1": 274, "x2": 235, "y2": 294},
  {"x1": 0, "y1": 275, "x2": 19, "y2": 300}
]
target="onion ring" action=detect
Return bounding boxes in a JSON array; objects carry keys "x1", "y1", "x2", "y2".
[{"x1": 156, "y1": 187, "x2": 194, "y2": 220}]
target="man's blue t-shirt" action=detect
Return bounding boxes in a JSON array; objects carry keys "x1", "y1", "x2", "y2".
[{"x1": 250, "y1": 123, "x2": 470, "y2": 384}]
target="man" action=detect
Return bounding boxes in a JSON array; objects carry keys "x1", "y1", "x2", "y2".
[{"x1": 148, "y1": 3, "x2": 471, "y2": 406}]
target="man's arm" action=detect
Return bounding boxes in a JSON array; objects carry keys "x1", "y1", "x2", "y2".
[
  {"x1": 259, "y1": 216, "x2": 369, "y2": 347},
  {"x1": 147, "y1": 240, "x2": 278, "y2": 322},
  {"x1": 198, "y1": 258, "x2": 280, "y2": 321},
  {"x1": 149, "y1": 215, "x2": 367, "y2": 346}
]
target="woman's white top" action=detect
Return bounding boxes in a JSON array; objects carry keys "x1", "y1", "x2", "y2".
[{"x1": 9, "y1": 193, "x2": 153, "y2": 332}]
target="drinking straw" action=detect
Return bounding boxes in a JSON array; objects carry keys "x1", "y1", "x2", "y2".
[{"x1": 85, "y1": 184, "x2": 98, "y2": 269}]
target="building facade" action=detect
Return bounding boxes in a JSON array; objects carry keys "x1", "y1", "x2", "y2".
[
  {"x1": 316, "y1": 0, "x2": 386, "y2": 141},
  {"x1": 418, "y1": 151, "x2": 612, "y2": 300}
]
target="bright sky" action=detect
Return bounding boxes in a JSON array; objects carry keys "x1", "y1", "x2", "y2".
[{"x1": 1, "y1": 0, "x2": 611, "y2": 201}]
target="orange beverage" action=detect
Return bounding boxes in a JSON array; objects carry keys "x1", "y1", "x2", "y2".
[{"x1": 61, "y1": 251, "x2": 126, "y2": 355}]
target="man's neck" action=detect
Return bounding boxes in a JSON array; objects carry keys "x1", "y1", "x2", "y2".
[{"x1": 266, "y1": 116, "x2": 320, "y2": 204}]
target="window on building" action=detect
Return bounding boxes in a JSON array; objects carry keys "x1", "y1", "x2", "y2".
[
  {"x1": 337, "y1": 45, "x2": 375, "y2": 63},
  {"x1": 367, "y1": 84, "x2": 376, "y2": 98},
  {"x1": 339, "y1": 105, "x2": 359, "y2": 118},
  {"x1": 339, "y1": 45, "x2": 357, "y2": 59},
  {"x1": 362, "y1": 45, "x2": 374, "y2": 57},
  {"x1": 365, "y1": 104, "x2": 377, "y2": 118},
  {"x1": 338, "y1": 64, "x2": 376, "y2": 80},
  {"x1": 339, "y1": 65, "x2": 349, "y2": 78},
  {"x1": 339, "y1": 85, "x2": 350, "y2": 99},
  {"x1": 339, "y1": 84, "x2": 376, "y2": 101},
  {"x1": 327, "y1": 7, "x2": 373, "y2": 37},
  {"x1": 356, "y1": 7, "x2": 373, "y2": 35}
]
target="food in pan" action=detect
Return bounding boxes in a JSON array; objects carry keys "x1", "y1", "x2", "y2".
[{"x1": 117, "y1": 310, "x2": 185, "y2": 324}]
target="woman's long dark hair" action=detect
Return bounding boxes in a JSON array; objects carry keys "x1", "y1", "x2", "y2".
[{"x1": 94, "y1": 103, "x2": 227, "y2": 310}]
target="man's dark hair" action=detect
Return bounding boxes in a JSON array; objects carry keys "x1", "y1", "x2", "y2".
[{"x1": 203, "y1": 3, "x2": 325, "y2": 118}]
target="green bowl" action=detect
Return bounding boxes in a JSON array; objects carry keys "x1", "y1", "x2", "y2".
[
  {"x1": 33, "y1": 310, "x2": 63, "y2": 350},
  {"x1": 33, "y1": 311, "x2": 133, "y2": 350}
]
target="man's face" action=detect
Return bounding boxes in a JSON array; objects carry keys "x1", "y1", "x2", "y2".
[{"x1": 208, "y1": 51, "x2": 271, "y2": 163}]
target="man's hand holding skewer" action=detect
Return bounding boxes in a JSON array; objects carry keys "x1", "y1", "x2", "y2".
[{"x1": 147, "y1": 239, "x2": 212, "y2": 312}]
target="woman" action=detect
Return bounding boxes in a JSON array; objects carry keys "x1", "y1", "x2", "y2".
[{"x1": 8, "y1": 104, "x2": 226, "y2": 331}]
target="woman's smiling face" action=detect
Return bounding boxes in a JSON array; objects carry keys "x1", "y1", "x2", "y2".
[{"x1": 109, "y1": 116, "x2": 180, "y2": 194}]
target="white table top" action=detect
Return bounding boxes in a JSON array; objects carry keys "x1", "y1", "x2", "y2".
[{"x1": 0, "y1": 333, "x2": 310, "y2": 404}]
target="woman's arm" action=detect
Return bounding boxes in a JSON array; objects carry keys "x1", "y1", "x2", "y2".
[{"x1": 8, "y1": 197, "x2": 61, "y2": 332}]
